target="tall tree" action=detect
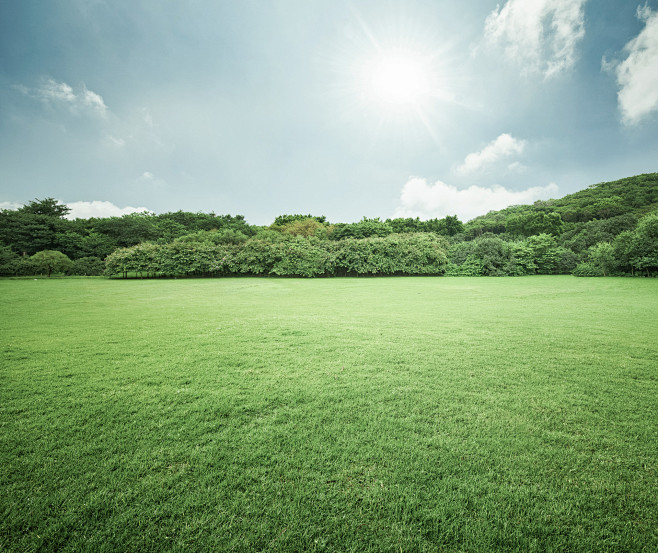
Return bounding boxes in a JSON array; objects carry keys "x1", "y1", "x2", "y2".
[{"x1": 19, "y1": 198, "x2": 71, "y2": 218}]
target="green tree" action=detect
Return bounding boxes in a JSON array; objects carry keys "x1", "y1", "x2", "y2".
[
  {"x1": 506, "y1": 211, "x2": 564, "y2": 237},
  {"x1": 629, "y1": 212, "x2": 658, "y2": 276},
  {"x1": 525, "y1": 234, "x2": 562, "y2": 274},
  {"x1": 19, "y1": 198, "x2": 71, "y2": 218},
  {"x1": 31, "y1": 250, "x2": 73, "y2": 277},
  {"x1": 68, "y1": 257, "x2": 105, "y2": 276},
  {"x1": 272, "y1": 214, "x2": 327, "y2": 226},
  {"x1": 588, "y1": 242, "x2": 616, "y2": 276},
  {"x1": 275, "y1": 218, "x2": 326, "y2": 237},
  {"x1": 612, "y1": 230, "x2": 635, "y2": 274},
  {"x1": 330, "y1": 218, "x2": 393, "y2": 240},
  {"x1": 272, "y1": 237, "x2": 333, "y2": 277}
]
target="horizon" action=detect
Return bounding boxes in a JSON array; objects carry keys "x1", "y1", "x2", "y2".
[{"x1": 4, "y1": 171, "x2": 655, "y2": 226}]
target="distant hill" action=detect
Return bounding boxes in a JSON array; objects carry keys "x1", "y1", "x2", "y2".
[{"x1": 464, "y1": 173, "x2": 658, "y2": 237}]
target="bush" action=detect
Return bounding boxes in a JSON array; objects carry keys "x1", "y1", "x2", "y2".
[
  {"x1": 0, "y1": 256, "x2": 38, "y2": 276},
  {"x1": 572, "y1": 262, "x2": 604, "y2": 277},
  {"x1": 68, "y1": 256, "x2": 105, "y2": 276}
]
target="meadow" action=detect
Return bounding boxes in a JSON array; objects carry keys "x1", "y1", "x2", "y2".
[{"x1": 1, "y1": 276, "x2": 656, "y2": 552}]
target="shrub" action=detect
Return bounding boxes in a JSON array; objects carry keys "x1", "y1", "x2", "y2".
[
  {"x1": 68, "y1": 256, "x2": 105, "y2": 276},
  {"x1": 572, "y1": 262, "x2": 604, "y2": 277}
]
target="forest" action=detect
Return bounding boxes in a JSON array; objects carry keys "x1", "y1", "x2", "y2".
[{"x1": 1, "y1": 173, "x2": 657, "y2": 278}]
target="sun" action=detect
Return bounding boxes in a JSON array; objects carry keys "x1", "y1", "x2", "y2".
[
  {"x1": 329, "y1": 10, "x2": 454, "y2": 139},
  {"x1": 368, "y1": 51, "x2": 431, "y2": 108}
]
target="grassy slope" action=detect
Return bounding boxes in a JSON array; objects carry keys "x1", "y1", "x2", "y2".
[{"x1": 1, "y1": 277, "x2": 656, "y2": 552}]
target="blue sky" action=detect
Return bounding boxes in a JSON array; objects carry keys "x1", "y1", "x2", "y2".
[{"x1": 1, "y1": 0, "x2": 657, "y2": 224}]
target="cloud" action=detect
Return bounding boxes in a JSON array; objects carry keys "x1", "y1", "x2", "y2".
[
  {"x1": 40, "y1": 80, "x2": 76, "y2": 102},
  {"x1": 606, "y1": 5, "x2": 658, "y2": 125},
  {"x1": 0, "y1": 201, "x2": 23, "y2": 211},
  {"x1": 65, "y1": 201, "x2": 151, "y2": 220},
  {"x1": 81, "y1": 86, "x2": 109, "y2": 117},
  {"x1": 394, "y1": 177, "x2": 558, "y2": 222},
  {"x1": 18, "y1": 79, "x2": 109, "y2": 118},
  {"x1": 107, "y1": 135, "x2": 126, "y2": 147},
  {"x1": 455, "y1": 133, "x2": 526, "y2": 175},
  {"x1": 484, "y1": 0, "x2": 587, "y2": 78}
]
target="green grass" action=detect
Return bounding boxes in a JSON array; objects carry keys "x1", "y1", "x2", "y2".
[{"x1": 1, "y1": 276, "x2": 656, "y2": 552}]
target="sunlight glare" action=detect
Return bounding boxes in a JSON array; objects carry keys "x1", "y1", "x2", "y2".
[{"x1": 369, "y1": 52, "x2": 430, "y2": 107}]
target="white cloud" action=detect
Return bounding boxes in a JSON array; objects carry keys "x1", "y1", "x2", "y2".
[
  {"x1": 18, "y1": 79, "x2": 109, "y2": 118},
  {"x1": 608, "y1": 5, "x2": 658, "y2": 125},
  {"x1": 136, "y1": 171, "x2": 169, "y2": 191},
  {"x1": 455, "y1": 133, "x2": 526, "y2": 175},
  {"x1": 81, "y1": 86, "x2": 109, "y2": 118},
  {"x1": 40, "y1": 79, "x2": 76, "y2": 102},
  {"x1": 394, "y1": 177, "x2": 558, "y2": 222},
  {"x1": 485, "y1": 0, "x2": 587, "y2": 78},
  {"x1": 65, "y1": 201, "x2": 151, "y2": 220},
  {"x1": 107, "y1": 135, "x2": 126, "y2": 147},
  {"x1": 0, "y1": 201, "x2": 23, "y2": 211}
]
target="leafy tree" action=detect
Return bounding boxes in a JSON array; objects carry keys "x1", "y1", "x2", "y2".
[
  {"x1": 506, "y1": 241, "x2": 536, "y2": 275},
  {"x1": 272, "y1": 214, "x2": 327, "y2": 226},
  {"x1": 154, "y1": 219, "x2": 188, "y2": 243},
  {"x1": 471, "y1": 236, "x2": 511, "y2": 276},
  {"x1": 629, "y1": 211, "x2": 658, "y2": 276},
  {"x1": 386, "y1": 217, "x2": 423, "y2": 234},
  {"x1": 275, "y1": 218, "x2": 327, "y2": 237},
  {"x1": 525, "y1": 234, "x2": 562, "y2": 274},
  {"x1": 234, "y1": 239, "x2": 278, "y2": 275},
  {"x1": 506, "y1": 211, "x2": 564, "y2": 237},
  {"x1": 442, "y1": 215, "x2": 464, "y2": 236},
  {"x1": 612, "y1": 230, "x2": 635, "y2": 274},
  {"x1": 272, "y1": 237, "x2": 333, "y2": 277},
  {"x1": 0, "y1": 210, "x2": 66, "y2": 255},
  {"x1": 572, "y1": 262, "x2": 604, "y2": 277},
  {"x1": 30, "y1": 250, "x2": 73, "y2": 277},
  {"x1": 92, "y1": 213, "x2": 159, "y2": 248},
  {"x1": 19, "y1": 198, "x2": 71, "y2": 218},
  {"x1": 176, "y1": 229, "x2": 249, "y2": 246},
  {"x1": 0, "y1": 245, "x2": 19, "y2": 275},
  {"x1": 68, "y1": 256, "x2": 105, "y2": 276},
  {"x1": 330, "y1": 218, "x2": 393, "y2": 240},
  {"x1": 588, "y1": 242, "x2": 616, "y2": 276}
]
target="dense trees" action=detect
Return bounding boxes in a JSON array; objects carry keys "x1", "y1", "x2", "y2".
[
  {"x1": 1, "y1": 173, "x2": 657, "y2": 277},
  {"x1": 104, "y1": 233, "x2": 449, "y2": 278}
]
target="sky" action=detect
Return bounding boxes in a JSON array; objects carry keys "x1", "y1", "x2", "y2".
[{"x1": 0, "y1": 0, "x2": 657, "y2": 224}]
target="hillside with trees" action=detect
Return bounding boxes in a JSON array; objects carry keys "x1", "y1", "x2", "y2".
[{"x1": 1, "y1": 173, "x2": 656, "y2": 277}]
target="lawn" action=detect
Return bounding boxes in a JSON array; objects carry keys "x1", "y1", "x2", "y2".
[{"x1": 1, "y1": 276, "x2": 656, "y2": 552}]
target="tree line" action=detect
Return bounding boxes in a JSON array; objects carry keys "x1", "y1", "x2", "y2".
[{"x1": 1, "y1": 173, "x2": 657, "y2": 277}]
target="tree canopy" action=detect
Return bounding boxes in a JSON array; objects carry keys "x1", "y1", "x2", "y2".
[{"x1": 1, "y1": 173, "x2": 657, "y2": 278}]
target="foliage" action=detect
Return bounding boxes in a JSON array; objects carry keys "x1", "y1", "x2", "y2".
[
  {"x1": 271, "y1": 237, "x2": 333, "y2": 277},
  {"x1": 67, "y1": 256, "x2": 105, "y2": 276},
  {"x1": 572, "y1": 262, "x2": 604, "y2": 277},
  {"x1": 587, "y1": 242, "x2": 616, "y2": 276},
  {"x1": 2, "y1": 174, "x2": 657, "y2": 278},
  {"x1": 629, "y1": 211, "x2": 658, "y2": 276},
  {"x1": 330, "y1": 217, "x2": 394, "y2": 240},
  {"x1": 385, "y1": 215, "x2": 464, "y2": 236},
  {"x1": 175, "y1": 228, "x2": 249, "y2": 246},
  {"x1": 273, "y1": 218, "x2": 327, "y2": 238},
  {"x1": 29, "y1": 250, "x2": 73, "y2": 277},
  {"x1": 506, "y1": 211, "x2": 564, "y2": 237},
  {"x1": 18, "y1": 197, "x2": 71, "y2": 218},
  {"x1": 0, "y1": 252, "x2": 38, "y2": 276},
  {"x1": 272, "y1": 214, "x2": 327, "y2": 226}
]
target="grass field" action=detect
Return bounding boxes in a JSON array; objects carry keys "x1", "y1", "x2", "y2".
[{"x1": 1, "y1": 276, "x2": 657, "y2": 552}]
